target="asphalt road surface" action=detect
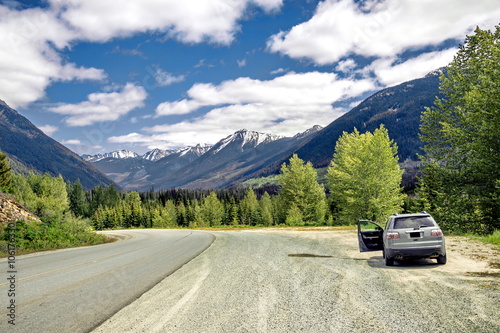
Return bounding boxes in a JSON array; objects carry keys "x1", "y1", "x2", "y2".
[
  {"x1": 93, "y1": 229, "x2": 499, "y2": 333},
  {"x1": 0, "y1": 229, "x2": 214, "y2": 333}
]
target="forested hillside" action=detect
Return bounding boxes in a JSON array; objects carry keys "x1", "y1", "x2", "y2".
[
  {"x1": 0, "y1": 100, "x2": 115, "y2": 190},
  {"x1": 294, "y1": 71, "x2": 442, "y2": 168}
]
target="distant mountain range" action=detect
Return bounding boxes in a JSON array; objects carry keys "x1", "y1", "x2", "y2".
[
  {"x1": 0, "y1": 100, "x2": 115, "y2": 190},
  {"x1": 83, "y1": 128, "x2": 322, "y2": 190}
]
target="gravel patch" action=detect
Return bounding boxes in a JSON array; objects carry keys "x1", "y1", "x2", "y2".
[{"x1": 93, "y1": 229, "x2": 500, "y2": 333}]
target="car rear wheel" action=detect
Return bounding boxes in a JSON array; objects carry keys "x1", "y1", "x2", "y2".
[{"x1": 437, "y1": 254, "x2": 447, "y2": 265}]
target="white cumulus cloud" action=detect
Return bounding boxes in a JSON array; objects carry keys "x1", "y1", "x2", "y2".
[
  {"x1": 38, "y1": 125, "x2": 58, "y2": 136},
  {"x1": 114, "y1": 71, "x2": 378, "y2": 148},
  {"x1": 0, "y1": 0, "x2": 283, "y2": 108},
  {"x1": 267, "y1": 0, "x2": 500, "y2": 65},
  {"x1": 366, "y1": 48, "x2": 458, "y2": 87},
  {"x1": 53, "y1": 0, "x2": 283, "y2": 44},
  {"x1": 0, "y1": 5, "x2": 106, "y2": 108},
  {"x1": 49, "y1": 83, "x2": 147, "y2": 126}
]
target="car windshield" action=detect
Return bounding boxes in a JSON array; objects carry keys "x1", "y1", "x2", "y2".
[{"x1": 393, "y1": 216, "x2": 435, "y2": 229}]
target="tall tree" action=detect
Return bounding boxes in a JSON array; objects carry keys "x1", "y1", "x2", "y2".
[
  {"x1": 328, "y1": 125, "x2": 404, "y2": 223},
  {"x1": 260, "y1": 192, "x2": 274, "y2": 226},
  {"x1": 279, "y1": 154, "x2": 327, "y2": 224},
  {"x1": 201, "y1": 191, "x2": 225, "y2": 227},
  {"x1": 240, "y1": 188, "x2": 261, "y2": 225},
  {"x1": 0, "y1": 151, "x2": 12, "y2": 193},
  {"x1": 68, "y1": 180, "x2": 86, "y2": 217},
  {"x1": 420, "y1": 25, "x2": 500, "y2": 232}
]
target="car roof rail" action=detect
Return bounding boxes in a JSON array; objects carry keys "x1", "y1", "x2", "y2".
[
  {"x1": 421, "y1": 211, "x2": 427, "y2": 214},
  {"x1": 392, "y1": 213, "x2": 399, "y2": 216}
]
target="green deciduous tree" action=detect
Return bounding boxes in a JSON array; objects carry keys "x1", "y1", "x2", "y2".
[
  {"x1": 420, "y1": 25, "x2": 500, "y2": 232},
  {"x1": 24, "y1": 173, "x2": 69, "y2": 221},
  {"x1": 279, "y1": 154, "x2": 327, "y2": 224},
  {"x1": 328, "y1": 125, "x2": 404, "y2": 223}
]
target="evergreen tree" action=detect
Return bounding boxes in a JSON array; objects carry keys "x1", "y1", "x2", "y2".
[
  {"x1": 328, "y1": 125, "x2": 404, "y2": 223},
  {"x1": 69, "y1": 180, "x2": 86, "y2": 217},
  {"x1": 177, "y1": 201, "x2": 188, "y2": 227},
  {"x1": 260, "y1": 192, "x2": 274, "y2": 226},
  {"x1": 223, "y1": 197, "x2": 240, "y2": 225},
  {"x1": 92, "y1": 205, "x2": 105, "y2": 230},
  {"x1": 279, "y1": 154, "x2": 327, "y2": 224},
  {"x1": 89, "y1": 185, "x2": 106, "y2": 216},
  {"x1": 0, "y1": 152, "x2": 13, "y2": 193},
  {"x1": 106, "y1": 184, "x2": 121, "y2": 207},
  {"x1": 240, "y1": 188, "x2": 261, "y2": 225},
  {"x1": 201, "y1": 191, "x2": 225, "y2": 227},
  {"x1": 420, "y1": 25, "x2": 500, "y2": 232}
]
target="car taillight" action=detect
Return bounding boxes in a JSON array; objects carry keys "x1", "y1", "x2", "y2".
[
  {"x1": 431, "y1": 229, "x2": 443, "y2": 237},
  {"x1": 387, "y1": 232, "x2": 400, "y2": 239}
]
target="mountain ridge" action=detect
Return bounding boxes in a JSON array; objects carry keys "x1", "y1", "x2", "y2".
[
  {"x1": 84, "y1": 126, "x2": 323, "y2": 190},
  {"x1": 291, "y1": 71, "x2": 442, "y2": 168},
  {"x1": 0, "y1": 100, "x2": 116, "y2": 190}
]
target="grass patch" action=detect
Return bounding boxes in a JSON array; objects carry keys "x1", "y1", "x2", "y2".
[
  {"x1": 0, "y1": 217, "x2": 109, "y2": 257},
  {"x1": 242, "y1": 175, "x2": 280, "y2": 187},
  {"x1": 467, "y1": 230, "x2": 500, "y2": 246}
]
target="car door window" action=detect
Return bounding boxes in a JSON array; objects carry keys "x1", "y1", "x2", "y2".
[{"x1": 358, "y1": 220, "x2": 384, "y2": 252}]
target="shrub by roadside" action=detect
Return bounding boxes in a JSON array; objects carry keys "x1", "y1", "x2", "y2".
[{"x1": 0, "y1": 216, "x2": 109, "y2": 257}]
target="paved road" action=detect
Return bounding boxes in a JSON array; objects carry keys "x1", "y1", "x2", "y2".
[
  {"x1": 0, "y1": 229, "x2": 214, "y2": 333},
  {"x1": 94, "y1": 229, "x2": 500, "y2": 333}
]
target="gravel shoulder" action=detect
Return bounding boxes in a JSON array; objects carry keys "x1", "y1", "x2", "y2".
[{"x1": 93, "y1": 228, "x2": 500, "y2": 333}]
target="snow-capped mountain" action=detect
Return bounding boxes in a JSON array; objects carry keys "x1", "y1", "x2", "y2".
[
  {"x1": 152, "y1": 126, "x2": 322, "y2": 190},
  {"x1": 178, "y1": 143, "x2": 213, "y2": 157},
  {"x1": 83, "y1": 149, "x2": 139, "y2": 162},
  {"x1": 85, "y1": 144, "x2": 213, "y2": 163},
  {"x1": 213, "y1": 129, "x2": 284, "y2": 154},
  {"x1": 83, "y1": 126, "x2": 324, "y2": 190},
  {"x1": 293, "y1": 125, "x2": 323, "y2": 139},
  {"x1": 141, "y1": 148, "x2": 175, "y2": 161}
]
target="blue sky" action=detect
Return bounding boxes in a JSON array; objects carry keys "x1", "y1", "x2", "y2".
[{"x1": 1, "y1": 0, "x2": 499, "y2": 155}]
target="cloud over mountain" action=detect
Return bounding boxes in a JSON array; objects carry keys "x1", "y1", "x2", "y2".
[
  {"x1": 267, "y1": 0, "x2": 499, "y2": 65},
  {"x1": 49, "y1": 83, "x2": 147, "y2": 126}
]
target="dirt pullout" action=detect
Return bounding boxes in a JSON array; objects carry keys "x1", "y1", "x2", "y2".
[{"x1": 93, "y1": 229, "x2": 500, "y2": 333}]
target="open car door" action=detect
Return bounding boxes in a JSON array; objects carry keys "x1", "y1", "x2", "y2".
[{"x1": 358, "y1": 220, "x2": 384, "y2": 252}]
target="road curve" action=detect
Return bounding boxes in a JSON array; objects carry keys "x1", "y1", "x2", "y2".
[{"x1": 0, "y1": 229, "x2": 214, "y2": 333}]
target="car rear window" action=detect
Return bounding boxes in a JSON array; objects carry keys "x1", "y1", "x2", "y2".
[{"x1": 393, "y1": 216, "x2": 436, "y2": 229}]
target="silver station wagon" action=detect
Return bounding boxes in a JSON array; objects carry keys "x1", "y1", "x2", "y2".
[{"x1": 358, "y1": 212, "x2": 446, "y2": 266}]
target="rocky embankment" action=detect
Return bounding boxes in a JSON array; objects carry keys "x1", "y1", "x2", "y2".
[{"x1": 0, "y1": 193, "x2": 40, "y2": 224}]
